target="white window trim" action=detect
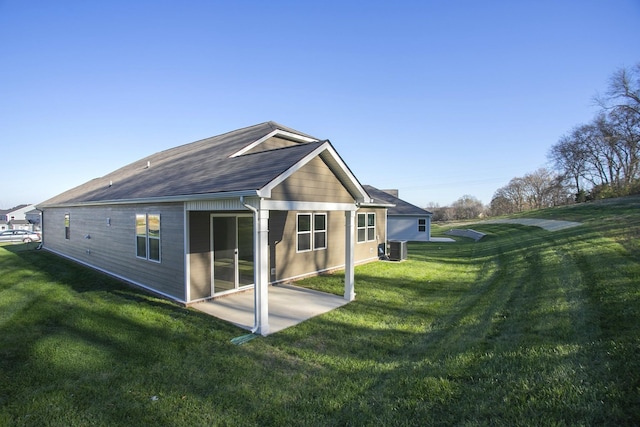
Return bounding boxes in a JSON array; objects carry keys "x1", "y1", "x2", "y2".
[
  {"x1": 357, "y1": 212, "x2": 376, "y2": 243},
  {"x1": 296, "y1": 212, "x2": 327, "y2": 253},
  {"x1": 296, "y1": 213, "x2": 312, "y2": 253},
  {"x1": 136, "y1": 213, "x2": 161, "y2": 263},
  {"x1": 313, "y1": 213, "x2": 327, "y2": 250}
]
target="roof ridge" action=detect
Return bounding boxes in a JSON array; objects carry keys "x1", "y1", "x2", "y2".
[
  {"x1": 266, "y1": 121, "x2": 319, "y2": 140},
  {"x1": 145, "y1": 122, "x2": 274, "y2": 158},
  {"x1": 96, "y1": 122, "x2": 279, "y2": 180}
]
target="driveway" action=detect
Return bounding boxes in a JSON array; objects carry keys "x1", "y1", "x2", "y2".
[
  {"x1": 482, "y1": 218, "x2": 582, "y2": 231},
  {"x1": 192, "y1": 284, "x2": 349, "y2": 335}
]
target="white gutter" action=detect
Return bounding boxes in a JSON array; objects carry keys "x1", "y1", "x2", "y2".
[{"x1": 38, "y1": 190, "x2": 260, "y2": 209}]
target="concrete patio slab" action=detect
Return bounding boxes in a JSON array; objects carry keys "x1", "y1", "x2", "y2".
[{"x1": 192, "y1": 284, "x2": 349, "y2": 335}]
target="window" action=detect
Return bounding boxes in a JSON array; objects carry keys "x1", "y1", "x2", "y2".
[
  {"x1": 367, "y1": 213, "x2": 376, "y2": 241},
  {"x1": 64, "y1": 213, "x2": 70, "y2": 240},
  {"x1": 357, "y1": 213, "x2": 376, "y2": 243},
  {"x1": 136, "y1": 213, "x2": 161, "y2": 262},
  {"x1": 313, "y1": 214, "x2": 327, "y2": 250},
  {"x1": 297, "y1": 214, "x2": 311, "y2": 252},
  {"x1": 418, "y1": 218, "x2": 427, "y2": 232},
  {"x1": 357, "y1": 213, "x2": 366, "y2": 242},
  {"x1": 297, "y1": 213, "x2": 327, "y2": 252}
]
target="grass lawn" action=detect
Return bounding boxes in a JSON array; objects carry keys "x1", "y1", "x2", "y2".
[{"x1": 1, "y1": 196, "x2": 639, "y2": 426}]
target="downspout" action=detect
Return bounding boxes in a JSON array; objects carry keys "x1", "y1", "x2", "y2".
[
  {"x1": 240, "y1": 196, "x2": 259, "y2": 334},
  {"x1": 35, "y1": 208, "x2": 44, "y2": 250}
]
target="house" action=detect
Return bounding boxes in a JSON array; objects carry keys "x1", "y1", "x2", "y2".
[
  {"x1": 0, "y1": 204, "x2": 36, "y2": 222},
  {"x1": 364, "y1": 186, "x2": 432, "y2": 242},
  {"x1": 38, "y1": 122, "x2": 389, "y2": 335},
  {"x1": 0, "y1": 204, "x2": 37, "y2": 231}
]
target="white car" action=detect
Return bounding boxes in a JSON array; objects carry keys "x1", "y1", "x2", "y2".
[{"x1": 0, "y1": 230, "x2": 41, "y2": 243}]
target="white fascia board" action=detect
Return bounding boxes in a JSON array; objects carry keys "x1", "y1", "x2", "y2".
[
  {"x1": 259, "y1": 142, "x2": 372, "y2": 204},
  {"x1": 319, "y1": 144, "x2": 371, "y2": 204},
  {"x1": 230, "y1": 129, "x2": 318, "y2": 158},
  {"x1": 389, "y1": 213, "x2": 433, "y2": 217},
  {"x1": 39, "y1": 190, "x2": 260, "y2": 208},
  {"x1": 261, "y1": 200, "x2": 357, "y2": 212},
  {"x1": 359, "y1": 202, "x2": 396, "y2": 208}
]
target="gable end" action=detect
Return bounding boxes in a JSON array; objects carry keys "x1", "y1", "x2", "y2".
[{"x1": 230, "y1": 129, "x2": 318, "y2": 158}]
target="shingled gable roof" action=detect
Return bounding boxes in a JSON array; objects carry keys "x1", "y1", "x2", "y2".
[
  {"x1": 0, "y1": 204, "x2": 29, "y2": 215},
  {"x1": 363, "y1": 185, "x2": 432, "y2": 216},
  {"x1": 40, "y1": 121, "x2": 370, "y2": 207}
]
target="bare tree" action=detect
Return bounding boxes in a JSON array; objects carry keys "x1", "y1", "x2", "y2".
[
  {"x1": 606, "y1": 107, "x2": 640, "y2": 187},
  {"x1": 596, "y1": 63, "x2": 640, "y2": 116},
  {"x1": 489, "y1": 168, "x2": 570, "y2": 215},
  {"x1": 489, "y1": 191, "x2": 516, "y2": 216},
  {"x1": 550, "y1": 127, "x2": 591, "y2": 197},
  {"x1": 522, "y1": 168, "x2": 558, "y2": 209},
  {"x1": 550, "y1": 63, "x2": 640, "y2": 199},
  {"x1": 451, "y1": 195, "x2": 484, "y2": 220},
  {"x1": 502, "y1": 177, "x2": 528, "y2": 212}
]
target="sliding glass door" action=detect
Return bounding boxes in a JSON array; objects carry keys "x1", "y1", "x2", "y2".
[{"x1": 211, "y1": 215, "x2": 254, "y2": 294}]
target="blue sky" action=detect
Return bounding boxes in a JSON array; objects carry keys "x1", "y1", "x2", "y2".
[{"x1": 1, "y1": 1, "x2": 638, "y2": 209}]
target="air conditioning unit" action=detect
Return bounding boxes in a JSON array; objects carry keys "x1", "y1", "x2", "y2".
[{"x1": 388, "y1": 240, "x2": 407, "y2": 261}]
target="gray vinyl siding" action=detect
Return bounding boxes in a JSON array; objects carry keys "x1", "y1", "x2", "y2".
[
  {"x1": 354, "y1": 208, "x2": 386, "y2": 263},
  {"x1": 188, "y1": 211, "x2": 212, "y2": 300},
  {"x1": 387, "y1": 215, "x2": 431, "y2": 242},
  {"x1": 269, "y1": 208, "x2": 384, "y2": 283},
  {"x1": 270, "y1": 156, "x2": 354, "y2": 203},
  {"x1": 269, "y1": 210, "x2": 345, "y2": 282},
  {"x1": 42, "y1": 204, "x2": 185, "y2": 300}
]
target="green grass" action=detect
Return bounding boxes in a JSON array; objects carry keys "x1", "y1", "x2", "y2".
[{"x1": 1, "y1": 196, "x2": 639, "y2": 426}]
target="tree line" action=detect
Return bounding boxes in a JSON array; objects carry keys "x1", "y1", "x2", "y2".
[
  {"x1": 428, "y1": 63, "x2": 640, "y2": 220},
  {"x1": 490, "y1": 63, "x2": 639, "y2": 216},
  {"x1": 550, "y1": 63, "x2": 640, "y2": 201}
]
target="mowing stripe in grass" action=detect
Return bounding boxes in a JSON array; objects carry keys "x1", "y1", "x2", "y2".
[{"x1": 1, "y1": 196, "x2": 639, "y2": 425}]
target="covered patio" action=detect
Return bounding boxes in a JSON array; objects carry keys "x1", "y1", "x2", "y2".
[{"x1": 192, "y1": 283, "x2": 350, "y2": 335}]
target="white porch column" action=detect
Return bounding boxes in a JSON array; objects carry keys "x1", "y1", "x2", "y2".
[
  {"x1": 255, "y1": 207, "x2": 270, "y2": 336},
  {"x1": 344, "y1": 210, "x2": 355, "y2": 301}
]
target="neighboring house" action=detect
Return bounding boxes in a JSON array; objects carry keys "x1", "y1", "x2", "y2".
[
  {"x1": 0, "y1": 205, "x2": 37, "y2": 231},
  {"x1": 364, "y1": 186, "x2": 432, "y2": 242},
  {"x1": 0, "y1": 204, "x2": 36, "y2": 222},
  {"x1": 39, "y1": 121, "x2": 388, "y2": 335}
]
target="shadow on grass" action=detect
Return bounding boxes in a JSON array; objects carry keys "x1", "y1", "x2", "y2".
[
  {"x1": 286, "y1": 214, "x2": 640, "y2": 424},
  {"x1": 0, "y1": 244, "x2": 258, "y2": 425},
  {"x1": 1, "y1": 198, "x2": 639, "y2": 426}
]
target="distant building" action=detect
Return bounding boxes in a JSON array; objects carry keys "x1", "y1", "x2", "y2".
[
  {"x1": 0, "y1": 204, "x2": 35, "y2": 221},
  {"x1": 364, "y1": 186, "x2": 433, "y2": 242},
  {"x1": 0, "y1": 204, "x2": 37, "y2": 231}
]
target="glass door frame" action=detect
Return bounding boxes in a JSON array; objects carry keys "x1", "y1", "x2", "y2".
[{"x1": 210, "y1": 214, "x2": 255, "y2": 296}]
